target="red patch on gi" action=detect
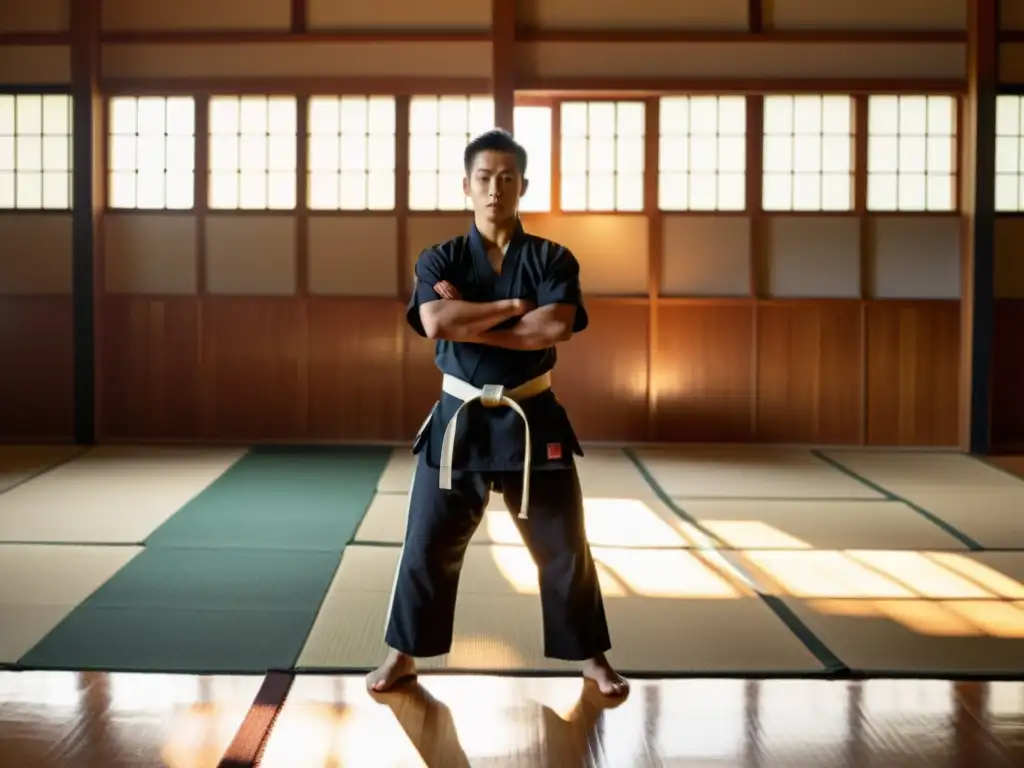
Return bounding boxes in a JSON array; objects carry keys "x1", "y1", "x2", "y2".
[{"x1": 547, "y1": 443, "x2": 562, "y2": 460}]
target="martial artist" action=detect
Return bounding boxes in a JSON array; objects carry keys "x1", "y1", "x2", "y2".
[{"x1": 367, "y1": 128, "x2": 627, "y2": 697}]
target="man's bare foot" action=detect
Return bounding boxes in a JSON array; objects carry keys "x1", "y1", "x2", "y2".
[
  {"x1": 366, "y1": 650, "x2": 417, "y2": 693},
  {"x1": 582, "y1": 653, "x2": 629, "y2": 697}
]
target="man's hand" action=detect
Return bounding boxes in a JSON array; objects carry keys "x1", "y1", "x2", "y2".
[{"x1": 433, "y1": 281, "x2": 461, "y2": 300}]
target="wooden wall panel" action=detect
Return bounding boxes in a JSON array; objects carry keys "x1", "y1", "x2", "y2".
[
  {"x1": 551, "y1": 299, "x2": 649, "y2": 442},
  {"x1": 865, "y1": 300, "x2": 961, "y2": 446},
  {"x1": 100, "y1": 296, "x2": 202, "y2": 440},
  {"x1": 199, "y1": 298, "x2": 309, "y2": 441},
  {"x1": 307, "y1": 298, "x2": 405, "y2": 442},
  {"x1": 0, "y1": 297, "x2": 74, "y2": 440},
  {"x1": 992, "y1": 298, "x2": 1024, "y2": 449},
  {"x1": 653, "y1": 302, "x2": 754, "y2": 442},
  {"x1": 756, "y1": 301, "x2": 863, "y2": 444}
]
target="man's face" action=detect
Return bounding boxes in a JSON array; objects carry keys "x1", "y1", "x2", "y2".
[{"x1": 463, "y1": 149, "x2": 529, "y2": 223}]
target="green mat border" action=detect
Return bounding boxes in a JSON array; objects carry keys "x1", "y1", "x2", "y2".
[
  {"x1": 810, "y1": 450, "x2": 985, "y2": 550},
  {"x1": 623, "y1": 448, "x2": 849, "y2": 674}
]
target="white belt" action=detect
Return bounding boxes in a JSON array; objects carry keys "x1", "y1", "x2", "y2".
[{"x1": 438, "y1": 372, "x2": 552, "y2": 519}]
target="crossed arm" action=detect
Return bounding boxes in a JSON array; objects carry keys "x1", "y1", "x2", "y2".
[{"x1": 419, "y1": 281, "x2": 576, "y2": 351}]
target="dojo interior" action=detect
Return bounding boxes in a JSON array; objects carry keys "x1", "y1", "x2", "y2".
[{"x1": 2, "y1": 0, "x2": 1024, "y2": 766}]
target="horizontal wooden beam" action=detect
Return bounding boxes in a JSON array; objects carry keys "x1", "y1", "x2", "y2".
[
  {"x1": 0, "y1": 28, "x2": 972, "y2": 47},
  {"x1": 516, "y1": 78, "x2": 968, "y2": 95},
  {"x1": 100, "y1": 77, "x2": 493, "y2": 95}
]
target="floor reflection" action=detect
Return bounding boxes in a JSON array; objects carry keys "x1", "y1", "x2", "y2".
[{"x1": 2, "y1": 672, "x2": 1022, "y2": 767}]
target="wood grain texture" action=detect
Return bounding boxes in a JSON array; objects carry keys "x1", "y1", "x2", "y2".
[
  {"x1": 865, "y1": 300, "x2": 961, "y2": 446},
  {"x1": 0, "y1": 297, "x2": 74, "y2": 441},
  {"x1": 83, "y1": 297, "x2": 968, "y2": 447},
  {"x1": 653, "y1": 301, "x2": 754, "y2": 442},
  {"x1": 756, "y1": 300, "x2": 863, "y2": 445},
  {"x1": 992, "y1": 298, "x2": 1024, "y2": 449}
]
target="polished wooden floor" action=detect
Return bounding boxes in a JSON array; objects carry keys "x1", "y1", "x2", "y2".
[{"x1": 1, "y1": 672, "x2": 1022, "y2": 767}]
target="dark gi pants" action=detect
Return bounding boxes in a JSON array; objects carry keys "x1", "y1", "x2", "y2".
[{"x1": 384, "y1": 452, "x2": 612, "y2": 661}]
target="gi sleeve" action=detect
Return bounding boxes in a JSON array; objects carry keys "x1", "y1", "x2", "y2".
[
  {"x1": 536, "y1": 249, "x2": 589, "y2": 333},
  {"x1": 405, "y1": 246, "x2": 449, "y2": 337}
]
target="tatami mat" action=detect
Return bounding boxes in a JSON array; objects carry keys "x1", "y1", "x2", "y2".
[
  {"x1": 0, "y1": 544, "x2": 141, "y2": 663},
  {"x1": 726, "y1": 549, "x2": 1024, "y2": 675},
  {"x1": 297, "y1": 544, "x2": 825, "y2": 674},
  {"x1": 633, "y1": 447, "x2": 885, "y2": 499},
  {"x1": 355, "y1": 492, "x2": 701, "y2": 548},
  {"x1": 377, "y1": 451, "x2": 415, "y2": 493},
  {"x1": 675, "y1": 499, "x2": 969, "y2": 551},
  {"x1": 358, "y1": 448, "x2": 705, "y2": 548},
  {"x1": 822, "y1": 451, "x2": 1024, "y2": 549},
  {"x1": 0, "y1": 446, "x2": 246, "y2": 544},
  {"x1": 0, "y1": 445, "x2": 83, "y2": 494}
]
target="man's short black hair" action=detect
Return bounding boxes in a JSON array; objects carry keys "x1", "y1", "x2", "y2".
[{"x1": 464, "y1": 128, "x2": 528, "y2": 177}]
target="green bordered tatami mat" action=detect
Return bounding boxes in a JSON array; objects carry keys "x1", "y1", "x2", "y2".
[
  {"x1": 145, "y1": 445, "x2": 392, "y2": 551},
  {"x1": 16, "y1": 446, "x2": 392, "y2": 673},
  {"x1": 19, "y1": 547, "x2": 344, "y2": 673}
]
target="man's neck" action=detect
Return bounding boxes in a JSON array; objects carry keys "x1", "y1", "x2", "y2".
[{"x1": 475, "y1": 216, "x2": 519, "y2": 250}]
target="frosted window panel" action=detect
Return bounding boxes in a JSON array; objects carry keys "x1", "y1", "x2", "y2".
[
  {"x1": 0, "y1": 173, "x2": 13, "y2": 206},
  {"x1": 587, "y1": 172, "x2": 614, "y2": 210},
  {"x1": 437, "y1": 172, "x2": 465, "y2": 209},
  {"x1": 42, "y1": 136, "x2": 69, "y2": 171},
  {"x1": 616, "y1": 137, "x2": 644, "y2": 173},
  {"x1": 408, "y1": 171, "x2": 437, "y2": 210},
  {"x1": 409, "y1": 135, "x2": 438, "y2": 172},
  {"x1": 927, "y1": 176, "x2": 953, "y2": 210},
  {"x1": 239, "y1": 136, "x2": 267, "y2": 171},
  {"x1": 763, "y1": 136, "x2": 793, "y2": 173},
  {"x1": 166, "y1": 172, "x2": 193, "y2": 208},
  {"x1": 690, "y1": 136, "x2": 717, "y2": 172},
  {"x1": 339, "y1": 174, "x2": 367, "y2": 209},
  {"x1": 165, "y1": 136, "x2": 193, "y2": 172},
  {"x1": 410, "y1": 98, "x2": 439, "y2": 133},
  {"x1": 109, "y1": 172, "x2": 135, "y2": 208},
  {"x1": 17, "y1": 172, "x2": 42, "y2": 208},
  {"x1": 42, "y1": 172, "x2": 69, "y2": 209},
  {"x1": 616, "y1": 172, "x2": 644, "y2": 211},
  {"x1": 561, "y1": 174, "x2": 587, "y2": 210},
  {"x1": 561, "y1": 138, "x2": 588, "y2": 174},
  {"x1": 928, "y1": 97, "x2": 955, "y2": 134},
  {"x1": 561, "y1": 103, "x2": 588, "y2": 137},
  {"x1": 995, "y1": 96, "x2": 1021, "y2": 135},
  {"x1": 870, "y1": 136, "x2": 899, "y2": 173},
  {"x1": 16, "y1": 96, "x2": 42, "y2": 133},
  {"x1": 240, "y1": 98, "x2": 268, "y2": 132},
  {"x1": 209, "y1": 172, "x2": 239, "y2": 208},
  {"x1": 0, "y1": 137, "x2": 11, "y2": 170},
  {"x1": 588, "y1": 103, "x2": 616, "y2": 137},
  {"x1": 308, "y1": 173, "x2": 339, "y2": 209},
  {"x1": 17, "y1": 138, "x2": 42, "y2": 170},
  {"x1": 762, "y1": 173, "x2": 793, "y2": 210},
  {"x1": 792, "y1": 173, "x2": 821, "y2": 210},
  {"x1": 927, "y1": 137, "x2": 954, "y2": 173},
  {"x1": 367, "y1": 172, "x2": 394, "y2": 210},
  {"x1": 821, "y1": 174, "x2": 851, "y2": 211},
  {"x1": 438, "y1": 136, "x2": 465, "y2": 172},
  {"x1": 339, "y1": 134, "x2": 366, "y2": 170},
  {"x1": 899, "y1": 137, "x2": 927, "y2": 173},
  {"x1": 689, "y1": 98, "x2": 717, "y2": 134},
  {"x1": 368, "y1": 97, "x2": 396, "y2": 133},
  {"x1": 617, "y1": 102, "x2": 645, "y2": 136},
  {"x1": 42, "y1": 95, "x2": 70, "y2": 133},
  {"x1": 514, "y1": 105, "x2": 551, "y2": 213},
  {"x1": 869, "y1": 174, "x2": 898, "y2": 210},
  {"x1": 822, "y1": 96, "x2": 852, "y2": 133},
  {"x1": 717, "y1": 136, "x2": 745, "y2": 173},
  {"x1": 996, "y1": 174, "x2": 1019, "y2": 210},
  {"x1": 764, "y1": 97, "x2": 794, "y2": 133},
  {"x1": 339, "y1": 97, "x2": 367, "y2": 132},
  {"x1": 719, "y1": 97, "x2": 746, "y2": 134},
  {"x1": 239, "y1": 173, "x2": 267, "y2": 208},
  {"x1": 899, "y1": 96, "x2": 928, "y2": 134},
  {"x1": 660, "y1": 136, "x2": 688, "y2": 172},
  {"x1": 137, "y1": 174, "x2": 165, "y2": 209},
  {"x1": 870, "y1": 96, "x2": 900, "y2": 134},
  {"x1": 209, "y1": 136, "x2": 238, "y2": 170},
  {"x1": 367, "y1": 135, "x2": 394, "y2": 170},
  {"x1": 210, "y1": 99, "x2": 240, "y2": 133},
  {"x1": 309, "y1": 136, "x2": 339, "y2": 171},
  {"x1": 793, "y1": 96, "x2": 823, "y2": 131},
  {"x1": 309, "y1": 99, "x2": 338, "y2": 133},
  {"x1": 793, "y1": 135, "x2": 822, "y2": 172},
  {"x1": 689, "y1": 173, "x2": 717, "y2": 210},
  {"x1": 468, "y1": 97, "x2": 494, "y2": 134},
  {"x1": 659, "y1": 98, "x2": 689, "y2": 134},
  {"x1": 589, "y1": 137, "x2": 615, "y2": 173},
  {"x1": 438, "y1": 97, "x2": 468, "y2": 131},
  {"x1": 821, "y1": 136, "x2": 851, "y2": 173},
  {"x1": 660, "y1": 173, "x2": 688, "y2": 209},
  {"x1": 718, "y1": 172, "x2": 745, "y2": 210}
]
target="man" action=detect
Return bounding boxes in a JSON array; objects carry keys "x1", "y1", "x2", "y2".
[{"x1": 367, "y1": 129, "x2": 627, "y2": 697}]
